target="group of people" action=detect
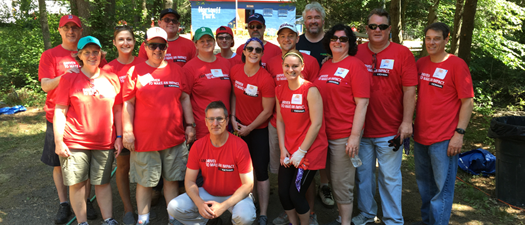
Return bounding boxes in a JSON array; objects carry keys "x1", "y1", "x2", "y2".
[{"x1": 38, "y1": 2, "x2": 474, "y2": 225}]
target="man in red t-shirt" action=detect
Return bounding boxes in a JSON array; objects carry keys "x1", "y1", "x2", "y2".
[
  {"x1": 138, "y1": 8, "x2": 196, "y2": 67},
  {"x1": 215, "y1": 26, "x2": 242, "y2": 66},
  {"x1": 168, "y1": 101, "x2": 256, "y2": 225},
  {"x1": 352, "y1": 9, "x2": 417, "y2": 225},
  {"x1": 38, "y1": 15, "x2": 98, "y2": 224},
  {"x1": 413, "y1": 22, "x2": 474, "y2": 225},
  {"x1": 235, "y1": 13, "x2": 281, "y2": 68}
]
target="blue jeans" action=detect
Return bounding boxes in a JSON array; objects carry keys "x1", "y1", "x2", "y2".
[
  {"x1": 414, "y1": 140, "x2": 458, "y2": 225},
  {"x1": 356, "y1": 135, "x2": 403, "y2": 225}
]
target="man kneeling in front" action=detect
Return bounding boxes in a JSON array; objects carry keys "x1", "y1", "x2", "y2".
[{"x1": 168, "y1": 101, "x2": 256, "y2": 225}]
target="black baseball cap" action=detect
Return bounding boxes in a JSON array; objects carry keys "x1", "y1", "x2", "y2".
[{"x1": 160, "y1": 8, "x2": 181, "y2": 20}]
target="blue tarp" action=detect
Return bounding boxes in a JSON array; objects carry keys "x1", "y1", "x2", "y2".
[
  {"x1": 0, "y1": 105, "x2": 27, "y2": 115},
  {"x1": 458, "y1": 148, "x2": 496, "y2": 176}
]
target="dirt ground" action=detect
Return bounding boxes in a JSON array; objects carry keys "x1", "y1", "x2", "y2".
[{"x1": 0, "y1": 108, "x2": 523, "y2": 224}]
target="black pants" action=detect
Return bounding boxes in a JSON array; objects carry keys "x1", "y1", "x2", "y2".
[
  {"x1": 242, "y1": 127, "x2": 270, "y2": 181},
  {"x1": 278, "y1": 165, "x2": 317, "y2": 214}
]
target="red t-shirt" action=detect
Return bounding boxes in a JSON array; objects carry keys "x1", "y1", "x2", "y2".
[
  {"x1": 103, "y1": 57, "x2": 147, "y2": 103},
  {"x1": 184, "y1": 57, "x2": 232, "y2": 139},
  {"x1": 215, "y1": 52, "x2": 243, "y2": 67},
  {"x1": 138, "y1": 36, "x2": 196, "y2": 67},
  {"x1": 276, "y1": 81, "x2": 328, "y2": 170},
  {"x1": 187, "y1": 133, "x2": 253, "y2": 196},
  {"x1": 54, "y1": 70, "x2": 121, "y2": 150},
  {"x1": 122, "y1": 61, "x2": 189, "y2": 152},
  {"x1": 314, "y1": 57, "x2": 371, "y2": 140},
  {"x1": 414, "y1": 55, "x2": 474, "y2": 145},
  {"x1": 266, "y1": 53, "x2": 320, "y2": 127},
  {"x1": 39, "y1": 45, "x2": 80, "y2": 122},
  {"x1": 230, "y1": 64, "x2": 275, "y2": 129},
  {"x1": 355, "y1": 42, "x2": 418, "y2": 137},
  {"x1": 236, "y1": 41, "x2": 281, "y2": 68}
]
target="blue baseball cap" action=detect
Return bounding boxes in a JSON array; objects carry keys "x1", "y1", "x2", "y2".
[
  {"x1": 247, "y1": 13, "x2": 265, "y2": 26},
  {"x1": 77, "y1": 36, "x2": 101, "y2": 50}
]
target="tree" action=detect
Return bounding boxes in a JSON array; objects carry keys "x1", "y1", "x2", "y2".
[
  {"x1": 419, "y1": 0, "x2": 441, "y2": 57},
  {"x1": 390, "y1": 0, "x2": 403, "y2": 43},
  {"x1": 70, "y1": 0, "x2": 78, "y2": 15},
  {"x1": 76, "y1": 0, "x2": 91, "y2": 36},
  {"x1": 165, "y1": 0, "x2": 174, "y2": 9},
  {"x1": 38, "y1": 0, "x2": 52, "y2": 50},
  {"x1": 450, "y1": 0, "x2": 465, "y2": 55},
  {"x1": 458, "y1": 0, "x2": 478, "y2": 66}
]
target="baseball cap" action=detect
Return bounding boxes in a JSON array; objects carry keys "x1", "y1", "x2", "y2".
[
  {"x1": 160, "y1": 8, "x2": 181, "y2": 20},
  {"x1": 77, "y1": 36, "x2": 101, "y2": 50},
  {"x1": 59, "y1": 15, "x2": 82, "y2": 28},
  {"x1": 146, "y1": 27, "x2": 168, "y2": 42},
  {"x1": 277, "y1": 23, "x2": 298, "y2": 35},
  {"x1": 193, "y1": 27, "x2": 214, "y2": 41},
  {"x1": 247, "y1": 13, "x2": 265, "y2": 26},
  {"x1": 216, "y1": 26, "x2": 234, "y2": 47}
]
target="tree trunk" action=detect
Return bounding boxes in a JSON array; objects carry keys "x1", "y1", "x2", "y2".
[
  {"x1": 458, "y1": 0, "x2": 478, "y2": 66},
  {"x1": 419, "y1": 0, "x2": 441, "y2": 57},
  {"x1": 390, "y1": 0, "x2": 403, "y2": 44},
  {"x1": 70, "y1": 0, "x2": 78, "y2": 15},
  {"x1": 401, "y1": 0, "x2": 408, "y2": 39},
  {"x1": 76, "y1": 0, "x2": 91, "y2": 36},
  {"x1": 106, "y1": 0, "x2": 116, "y2": 28},
  {"x1": 38, "y1": 0, "x2": 52, "y2": 50},
  {"x1": 450, "y1": 0, "x2": 465, "y2": 55},
  {"x1": 164, "y1": 0, "x2": 174, "y2": 9}
]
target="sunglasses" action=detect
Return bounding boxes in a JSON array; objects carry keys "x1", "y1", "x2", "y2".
[
  {"x1": 248, "y1": 24, "x2": 263, "y2": 30},
  {"x1": 330, "y1": 35, "x2": 349, "y2": 43},
  {"x1": 368, "y1": 24, "x2": 389, "y2": 30},
  {"x1": 162, "y1": 18, "x2": 178, "y2": 24},
  {"x1": 245, "y1": 46, "x2": 263, "y2": 53},
  {"x1": 217, "y1": 36, "x2": 232, "y2": 41},
  {"x1": 147, "y1": 43, "x2": 168, "y2": 51}
]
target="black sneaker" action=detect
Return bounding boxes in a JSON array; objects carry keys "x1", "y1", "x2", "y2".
[
  {"x1": 258, "y1": 215, "x2": 268, "y2": 225},
  {"x1": 55, "y1": 202, "x2": 72, "y2": 224},
  {"x1": 86, "y1": 200, "x2": 97, "y2": 220}
]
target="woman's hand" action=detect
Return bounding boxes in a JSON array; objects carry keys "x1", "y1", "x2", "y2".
[
  {"x1": 345, "y1": 134, "x2": 360, "y2": 158},
  {"x1": 280, "y1": 148, "x2": 291, "y2": 167},
  {"x1": 55, "y1": 142, "x2": 71, "y2": 158},
  {"x1": 114, "y1": 137, "x2": 123, "y2": 157},
  {"x1": 290, "y1": 148, "x2": 307, "y2": 167},
  {"x1": 123, "y1": 130, "x2": 135, "y2": 151},
  {"x1": 185, "y1": 126, "x2": 196, "y2": 144}
]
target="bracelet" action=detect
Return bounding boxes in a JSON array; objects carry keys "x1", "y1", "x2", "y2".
[
  {"x1": 298, "y1": 147, "x2": 307, "y2": 153},
  {"x1": 116, "y1": 135, "x2": 122, "y2": 138}
]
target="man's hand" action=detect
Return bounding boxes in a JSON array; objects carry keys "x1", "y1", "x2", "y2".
[
  {"x1": 197, "y1": 201, "x2": 216, "y2": 219},
  {"x1": 114, "y1": 137, "x2": 123, "y2": 157},
  {"x1": 206, "y1": 201, "x2": 228, "y2": 218},
  {"x1": 397, "y1": 121, "x2": 413, "y2": 142},
  {"x1": 123, "y1": 130, "x2": 135, "y2": 151},
  {"x1": 447, "y1": 132, "x2": 464, "y2": 157},
  {"x1": 185, "y1": 126, "x2": 196, "y2": 144},
  {"x1": 345, "y1": 134, "x2": 360, "y2": 158},
  {"x1": 55, "y1": 142, "x2": 71, "y2": 158}
]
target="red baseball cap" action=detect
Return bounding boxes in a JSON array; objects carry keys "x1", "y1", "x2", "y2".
[
  {"x1": 59, "y1": 15, "x2": 82, "y2": 28},
  {"x1": 216, "y1": 26, "x2": 235, "y2": 47}
]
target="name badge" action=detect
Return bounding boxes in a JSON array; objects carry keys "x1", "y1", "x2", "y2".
[
  {"x1": 291, "y1": 94, "x2": 302, "y2": 105},
  {"x1": 334, "y1": 68, "x2": 349, "y2": 78},
  {"x1": 138, "y1": 73, "x2": 154, "y2": 86},
  {"x1": 380, "y1": 59, "x2": 394, "y2": 69},
  {"x1": 299, "y1": 50, "x2": 311, "y2": 55},
  {"x1": 210, "y1": 69, "x2": 224, "y2": 77},
  {"x1": 245, "y1": 84, "x2": 258, "y2": 96},
  {"x1": 432, "y1": 68, "x2": 448, "y2": 80}
]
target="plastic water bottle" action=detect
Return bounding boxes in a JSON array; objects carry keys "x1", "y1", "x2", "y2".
[{"x1": 351, "y1": 155, "x2": 362, "y2": 168}]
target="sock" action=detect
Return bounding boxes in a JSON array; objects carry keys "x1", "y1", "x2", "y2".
[
  {"x1": 169, "y1": 215, "x2": 174, "y2": 220},
  {"x1": 138, "y1": 213, "x2": 150, "y2": 223}
]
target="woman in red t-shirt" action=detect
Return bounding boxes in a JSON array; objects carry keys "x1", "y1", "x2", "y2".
[
  {"x1": 54, "y1": 36, "x2": 121, "y2": 225},
  {"x1": 230, "y1": 37, "x2": 275, "y2": 224},
  {"x1": 276, "y1": 50, "x2": 328, "y2": 225},
  {"x1": 313, "y1": 24, "x2": 371, "y2": 225},
  {"x1": 102, "y1": 25, "x2": 145, "y2": 224}
]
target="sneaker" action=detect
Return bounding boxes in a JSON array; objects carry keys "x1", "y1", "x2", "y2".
[
  {"x1": 168, "y1": 218, "x2": 184, "y2": 225},
  {"x1": 86, "y1": 200, "x2": 98, "y2": 220},
  {"x1": 323, "y1": 220, "x2": 341, "y2": 225},
  {"x1": 123, "y1": 212, "x2": 136, "y2": 225},
  {"x1": 309, "y1": 212, "x2": 319, "y2": 225},
  {"x1": 258, "y1": 215, "x2": 268, "y2": 225},
  {"x1": 102, "y1": 218, "x2": 119, "y2": 225},
  {"x1": 206, "y1": 218, "x2": 222, "y2": 225},
  {"x1": 318, "y1": 185, "x2": 335, "y2": 207},
  {"x1": 79, "y1": 222, "x2": 89, "y2": 225},
  {"x1": 136, "y1": 220, "x2": 149, "y2": 225},
  {"x1": 54, "y1": 202, "x2": 72, "y2": 224},
  {"x1": 272, "y1": 212, "x2": 289, "y2": 225},
  {"x1": 351, "y1": 214, "x2": 374, "y2": 225}
]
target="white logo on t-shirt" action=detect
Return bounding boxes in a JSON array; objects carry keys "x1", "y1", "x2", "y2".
[
  {"x1": 380, "y1": 59, "x2": 394, "y2": 69},
  {"x1": 245, "y1": 84, "x2": 258, "y2": 96},
  {"x1": 138, "y1": 73, "x2": 154, "y2": 86},
  {"x1": 334, "y1": 68, "x2": 349, "y2": 78},
  {"x1": 291, "y1": 94, "x2": 302, "y2": 105},
  {"x1": 432, "y1": 68, "x2": 448, "y2": 80},
  {"x1": 210, "y1": 69, "x2": 224, "y2": 77}
]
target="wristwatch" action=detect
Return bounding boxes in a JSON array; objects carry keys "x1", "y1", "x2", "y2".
[
  {"x1": 186, "y1": 122, "x2": 196, "y2": 128},
  {"x1": 455, "y1": 128, "x2": 466, "y2": 134}
]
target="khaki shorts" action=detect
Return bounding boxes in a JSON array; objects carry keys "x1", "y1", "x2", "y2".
[
  {"x1": 130, "y1": 143, "x2": 188, "y2": 187},
  {"x1": 329, "y1": 137, "x2": 356, "y2": 204},
  {"x1": 59, "y1": 149, "x2": 114, "y2": 186},
  {"x1": 268, "y1": 122, "x2": 280, "y2": 174}
]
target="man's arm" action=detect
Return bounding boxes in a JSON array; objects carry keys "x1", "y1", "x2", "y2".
[
  {"x1": 447, "y1": 97, "x2": 474, "y2": 156},
  {"x1": 41, "y1": 77, "x2": 62, "y2": 93},
  {"x1": 185, "y1": 168, "x2": 216, "y2": 219},
  {"x1": 398, "y1": 85, "x2": 417, "y2": 141},
  {"x1": 207, "y1": 171, "x2": 254, "y2": 217}
]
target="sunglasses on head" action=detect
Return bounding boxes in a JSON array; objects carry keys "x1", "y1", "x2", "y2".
[
  {"x1": 245, "y1": 46, "x2": 263, "y2": 53},
  {"x1": 368, "y1": 24, "x2": 389, "y2": 30},
  {"x1": 147, "y1": 43, "x2": 168, "y2": 51},
  {"x1": 248, "y1": 24, "x2": 263, "y2": 30},
  {"x1": 330, "y1": 35, "x2": 349, "y2": 43},
  {"x1": 162, "y1": 18, "x2": 178, "y2": 24}
]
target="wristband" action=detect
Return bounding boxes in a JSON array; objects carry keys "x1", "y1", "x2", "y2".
[
  {"x1": 298, "y1": 147, "x2": 307, "y2": 154},
  {"x1": 116, "y1": 135, "x2": 122, "y2": 138}
]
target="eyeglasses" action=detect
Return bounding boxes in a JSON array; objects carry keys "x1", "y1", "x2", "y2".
[
  {"x1": 245, "y1": 46, "x2": 263, "y2": 53},
  {"x1": 147, "y1": 43, "x2": 168, "y2": 51},
  {"x1": 206, "y1": 117, "x2": 226, "y2": 123},
  {"x1": 162, "y1": 18, "x2": 178, "y2": 24},
  {"x1": 372, "y1": 53, "x2": 378, "y2": 76},
  {"x1": 368, "y1": 24, "x2": 389, "y2": 30},
  {"x1": 248, "y1": 24, "x2": 263, "y2": 30},
  {"x1": 217, "y1": 36, "x2": 232, "y2": 41},
  {"x1": 330, "y1": 35, "x2": 349, "y2": 43}
]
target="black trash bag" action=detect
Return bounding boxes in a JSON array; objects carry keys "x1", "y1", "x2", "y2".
[{"x1": 488, "y1": 116, "x2": 525, "y2": 144}]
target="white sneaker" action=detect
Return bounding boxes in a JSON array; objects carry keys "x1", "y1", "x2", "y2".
[
  {"x1": 318, "y1": 185, "x2": 335, "y2": 207},
  {"x1": 272, "y1": 212, "x2": 289, "y2": 225},
  {"x1": 351, "y1": 214, "x2": 375, "y2": 225},
  {"x1": 309, "y1": 213, "x2": 319, "y2": 225}
]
